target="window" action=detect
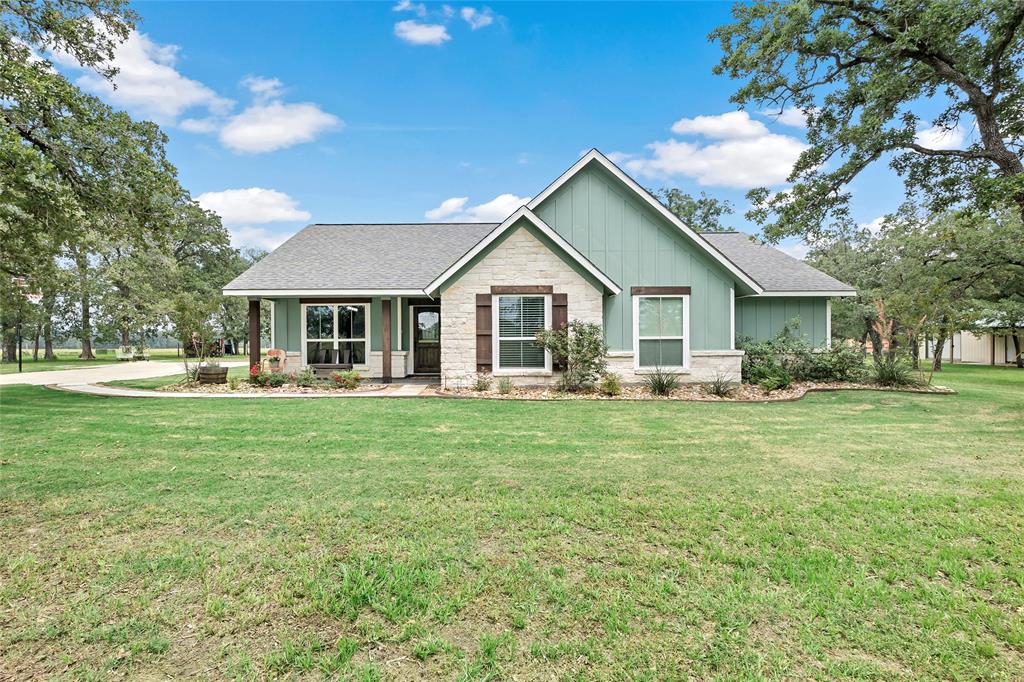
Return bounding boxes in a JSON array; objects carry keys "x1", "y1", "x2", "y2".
[
  {"x1": 494, "y1": 294, "x2": 550, "y2": 371},
  {"x1": 633, "y1": 295, "x2": 689, "y2": 370},
  {"x1": 302, "y1": 303, "x2": 368, "y2": 365}
]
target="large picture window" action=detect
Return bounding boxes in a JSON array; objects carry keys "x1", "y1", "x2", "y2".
[
  {"x1": 302, "y1": 303, "x2": 368, "y2": 365},
  {"x1": 494, "y1": 294, "x2": 550, "y2": 371},
  {"x1": 633, "y1": 295, "x2": 689, "y2": 370}
]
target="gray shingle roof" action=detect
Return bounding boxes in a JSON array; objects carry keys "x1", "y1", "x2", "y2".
[
  {"x1": 223, "y1": 223, "x2": 497, "y2": 292},
  {"x1": 701, "y1": 232, "x2": 855, "y2": 293}
]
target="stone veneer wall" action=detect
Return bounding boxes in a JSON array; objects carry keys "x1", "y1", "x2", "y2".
[
  {"x1": 606, "y1": 350, "x2": 744, "y2": 384},
  {"x1": 440, "y1": 226, "x2": 604, "y2": 389}
]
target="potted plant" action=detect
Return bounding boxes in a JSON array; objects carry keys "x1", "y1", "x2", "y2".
[
  {"x1": 198, "y1": 356, "x2": 229, "y2": 384},
  {"x1": 268, "y1": 355, "x2": 281, "y2": 371}
]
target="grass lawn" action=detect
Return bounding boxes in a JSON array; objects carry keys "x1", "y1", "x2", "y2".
[
  {"x1": 0, "y1": 348, "x2": 250, "y2": 375},
  {"x1": 1, "y1": 365, "x2": 1022, "y2": 680}
]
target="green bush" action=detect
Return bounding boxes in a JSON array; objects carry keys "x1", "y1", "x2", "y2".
[
  {"x1": 740, "y1": 323, "x2": 867, "y2": 385},
  {"x1": 871, "y1": 354, "x2": 919, "y2": 387},
  {"x1": 473, "y1": 375, "x2": 492, "y2": 392},
  {"x1": 227, "y1": 376, "x2": 242, "y2": 390},
  {"x1": 291, "y1": 367, "x2": 318, "y2": 387},
  {"x1": 599, "y1": 372, "x2": 622, "y2": 396},
  {"x1": 330, "y1": 370, "x2": 361, "y2": 389},
  {"x1": 642, "y1": 368, "x2": 679, "y2": 396},
  {"x1": 497, "y1": 377, "x2": 514, "y2": 395},
  {"x1": 759, "y1": 369, "x2": 792, "y2": 393},
  {"x1": 535, "y1": 320, "x2": 608, "y2": 392},
  {"x1": 264, "y1": 372, "x2": 287, "y2": 388}
]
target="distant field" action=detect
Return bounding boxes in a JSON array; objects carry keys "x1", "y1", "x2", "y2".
[
  {"x1": 0, "y1": 348, "x2": 248, "y2": 374},
  {"x1": 1, "y1": 365, "x2": 1021, "y2": 680}
]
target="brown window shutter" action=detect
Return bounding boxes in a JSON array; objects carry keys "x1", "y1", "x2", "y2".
[
  {"x1": 552, "y1": 293, "x2": 568, "y2": 370},
  {"x1": 476, "y1": 293, "x2": 492, "y2": 372}
]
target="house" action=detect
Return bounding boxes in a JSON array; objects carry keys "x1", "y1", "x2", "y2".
[
  {"x1": 921, "y1": 325, "x2": 1022, "y2": 366},
  {"x1": 224, "y1": 150, "x2": 856, "y2": 387}
]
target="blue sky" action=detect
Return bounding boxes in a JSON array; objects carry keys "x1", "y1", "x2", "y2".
[{"x1": 54, "y1": 1, "x2": 930, "y2": 256}]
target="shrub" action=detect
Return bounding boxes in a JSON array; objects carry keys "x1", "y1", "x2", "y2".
[
  {"x1": 497, "y1": 377, "x2": 515, "y2": 395},
  {"x1": 871, "y1": 354, "x2": 919, "y2": 387},
  {"x1": 264, "y1": 372, "x2": 287, "y2": 388},
  {"x1": 535, "y1": 320, "x2": 608, "y2": 392},
  {"x1": 703, "y1": 371, "x2": 736, "y2": 398},
  {"x1": 643, "y1": 368, "x2": 679, "y2": 396},
  {"x1": 330, "y1": 370, "x2": 361, "y2": 389},
  {"x1": 805, "y1": 344, "x2": 867, "y2": 382},
  {"x1": 293, "y1": 367, "x2": 318, "y2": 387},
  {"x1": 759, "y1": 369, "x2": 792, "y2": 393},
  {"x1": 248, "y1": 364, "x2": 263, "y2": 385},
  {"x1": 473, "y1": 375, "x2": 492, "y2": 392},
  {"x1": 599, "y1": 372, "x2": 622, "y2": 396},
  {"x1": 227, "y1": 376, "x2": 242, "y2": 390}
]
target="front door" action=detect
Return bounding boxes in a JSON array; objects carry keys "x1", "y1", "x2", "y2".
[{"x1": 413, "y1": 306, "x2": 441, "y2": 374}]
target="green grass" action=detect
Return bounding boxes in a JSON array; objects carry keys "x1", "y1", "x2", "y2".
[
  {"x1": 1, "y1": 364, "x2": 1022, "y2": 680},
  {"x1": 0, "y1": 348, "x2": 227, "y2": 374}
]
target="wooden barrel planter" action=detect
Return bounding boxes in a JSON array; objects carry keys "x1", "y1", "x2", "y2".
[{"x1": 198, "y1": 365, "x2": 229, "y2": 384}]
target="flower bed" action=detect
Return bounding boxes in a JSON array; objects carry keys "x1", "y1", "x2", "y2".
[
  {"x1": 156, "y1": 380, "x2": 385, "y2": 395},
  {"x1": 437, "y1": 380, "x2": 955, "y2": 402}
]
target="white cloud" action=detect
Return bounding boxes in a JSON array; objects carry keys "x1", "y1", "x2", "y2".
[
  {"x1": 219, "y1": 101, "x2": 341, "y2": 153},
  {"x1": 54, "y1": 30, "x2": 232, "y2": 124},
  {"x1": 241, "y1": 75, "x2": 284, "y2": 101},
  {"x1": 425, "y1": 193, "x2": 530, "y2": 222},
  {"x1": 461, "y1": 7, "x2": 495, "y2": 30},
  {"x1": 914, "y1": 124, "x2": 966, "y2": 150},
  {"x1": 859, "y1": 216, "x2": 887, "y2": 234},
  {"x1": 196, "y1": 188, "x2": 311, "y2": 225},
  {"x1": 393, "y1": 0, "x2": 427, "y2": 16},
  {"x1": 229, "y1": 226, "x2": 289, "y2": 251},
  {"x1": 179, "y1": 117, "x2": 220, "y2": 134},
  {"x1": 778, "y1": 240, "x2": 810, "y2": 260},
  {"x1": 671, "y1": 111, "x2": 768, "y2": 139},
  {"x1": 619, "y1": 111, "x2": 808, "y2": 189},
  {"x1": 760, "y1": 107, "x2": 810, "y2": 128},
  {"x1": 394, "y1": 20, "x2": 451, "y2": 45}
]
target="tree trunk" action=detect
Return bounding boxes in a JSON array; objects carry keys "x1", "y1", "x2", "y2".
[
  {"x1": 932, "y1": 332, "x2": 947, "y2": 372},
  {"x1": 1012, "y1": 331, "x2": 1023, "y2": 369},
  {"x1": 867, "y1": 327, "x2": 883, "y2": 361},
  {"x1": 2, "y1": 331, "x2": 15, "y2": 362},
  {"x1": 42, "y1": 293, "x2": 56, "y2": 360},
  {"x1": 909, "y1": 332, "x2": 920, "y2": 369},
  {"x1": 32, "y1": 324, "x2": 41, "y2": 361},
  {"x1": 75, "y1": 252, "x2": 95, "y2": 359},
  {"x1": 121, "y1": 327, "x2": 130, "y2": 347}
]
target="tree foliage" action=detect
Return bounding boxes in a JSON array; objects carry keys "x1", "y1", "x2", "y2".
[
  {"x1": 713, "y1": 0, "x2": 1024, "y2": 241},
  {"x1": 650, "y1": 188, "x2": 735, "y2": 232}
]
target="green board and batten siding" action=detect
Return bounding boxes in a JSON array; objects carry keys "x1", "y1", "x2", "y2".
[
  {"x1": 735, "y1": 297, "x2": 829, "y2": 348},
  {"x1": 533, "y1": 164, "x2": 737, "y2": 351}
]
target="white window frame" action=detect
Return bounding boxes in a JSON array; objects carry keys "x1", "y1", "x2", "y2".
[
  {"x1": 492, "y1": 293, "x2": 552, "y2": 375},
  {"x1": 632, "y1": 294, "x2": 690, "y2": 373},
  {"x1": 300, "y1": 302, "x2": 370, "y2": 368}
]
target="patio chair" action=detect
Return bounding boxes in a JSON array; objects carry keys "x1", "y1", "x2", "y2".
[{"x1": 263, "y1": 348, "x2": 287, "y2": 372}]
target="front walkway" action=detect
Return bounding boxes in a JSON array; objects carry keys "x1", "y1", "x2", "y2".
[
  {"x1": 49, "y1": 381, "x2": 435, "y2": 399},
  {"x1": 0, "y1": 360, "x2": 246, "y2": 386}
]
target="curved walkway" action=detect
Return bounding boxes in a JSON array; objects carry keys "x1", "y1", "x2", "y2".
[
  {"x1": 0, "y1": 360, "x2": 246, "y2": 386},
  {"x1": 49, "y1": 381, "x2": 432, "y2": 399}
]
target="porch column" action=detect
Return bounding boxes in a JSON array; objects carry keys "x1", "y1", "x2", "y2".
[
  {"x1": 381, "y1": 298, "x2": 392, "y2": 383},
  {"x1": 248, "y1": 298, "x2": 261, "y2": 369}
]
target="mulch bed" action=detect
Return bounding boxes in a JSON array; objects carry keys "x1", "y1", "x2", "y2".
[
  {"x1": 436, "y1": 381, "x2": 956, "y2": 402},
  {"x1": 156, "y1": 381, "x2": 386, "y2": 395}
]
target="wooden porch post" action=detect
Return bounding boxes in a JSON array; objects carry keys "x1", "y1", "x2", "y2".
[
  {"x1": 381, "y1": 299, "x2": 392, "y2": 384},
  {"x1": 248, "y1": 299, "x2": 261, "y2": 369}
]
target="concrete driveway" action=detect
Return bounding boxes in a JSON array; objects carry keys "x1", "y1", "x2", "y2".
[{"x1": 0, "y1": 360, "x2": 246, "y2": 386}]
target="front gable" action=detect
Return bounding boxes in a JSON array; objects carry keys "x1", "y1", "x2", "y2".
[{"x1": 531, "y1": 157, "x2": 744, "y2": 350}]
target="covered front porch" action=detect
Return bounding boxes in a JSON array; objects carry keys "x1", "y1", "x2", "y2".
[{"x1": 246, "y1": 295, "x2": 442, "y2": 382}]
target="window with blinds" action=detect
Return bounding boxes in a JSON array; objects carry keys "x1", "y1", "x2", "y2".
[
  {"x1": 636, "y1": 296, "x2": 686, "y2": 368},
  {"x1": 496, "y1": 295, "x2": 547, "y2": 369}
]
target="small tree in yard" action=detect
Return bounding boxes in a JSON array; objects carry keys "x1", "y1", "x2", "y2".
[
  {"x1": 535, "y1": 320, "x2": 608, "y2": 392},
  {"x1": 169, "y1": 294, "x2": 218, "y2": 380}
]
